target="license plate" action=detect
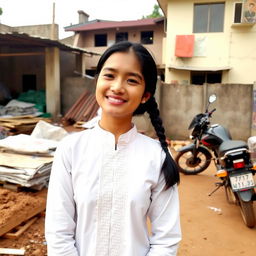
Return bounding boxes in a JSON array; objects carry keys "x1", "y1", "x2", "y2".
[{"x1": 230, "y1": 172, "x2": 255, "y2": 191}]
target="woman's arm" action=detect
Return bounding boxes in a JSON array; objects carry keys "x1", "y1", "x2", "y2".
[
  {"x1": 147, "y1": 172, "x2": 181, "y2": 256},
  {"x1": 45, "y1": 138, "x2": 79, "y2": 256}
]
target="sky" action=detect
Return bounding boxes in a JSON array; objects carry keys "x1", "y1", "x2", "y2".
[{"x1": 0, "y1": 0, "x2": 160, "y2": 39}]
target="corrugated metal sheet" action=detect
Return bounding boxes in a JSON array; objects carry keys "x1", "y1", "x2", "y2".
[{"x1": 62, "y1": 90, "x2": 99, "y2": 124}]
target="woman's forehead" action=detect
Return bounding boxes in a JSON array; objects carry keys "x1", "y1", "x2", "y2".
[{"x1": 102, "y1": 51, "x2": 142, "y2": 72}]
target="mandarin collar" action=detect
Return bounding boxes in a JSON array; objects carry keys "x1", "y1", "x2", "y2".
[{"x1": 94, "y1": 122, "x2": 138, "y2": 148}]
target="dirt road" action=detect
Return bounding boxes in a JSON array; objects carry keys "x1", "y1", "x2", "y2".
[{"x1": 178, "y1": 162, "x2": 256, "y2": 256}]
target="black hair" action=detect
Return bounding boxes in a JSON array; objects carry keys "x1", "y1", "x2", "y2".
[{"x1": 95, "y1": 41, "x2": 180, "y2": 189}]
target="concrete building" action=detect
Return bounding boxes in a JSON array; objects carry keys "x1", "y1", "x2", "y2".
[
  {"x1": 158, "y1": 0, "x2": 256, "y2": 85},
  {"x1": 65, "y1": 11, "x2": 165, "y2": 77},
  {"x1": 0, "y1": 24, "x2": 97, "y2": 118}
]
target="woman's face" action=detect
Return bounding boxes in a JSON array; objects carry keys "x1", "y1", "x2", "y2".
[{"x1": 96, "y1": 51, "x2": 150, "y2": 120}]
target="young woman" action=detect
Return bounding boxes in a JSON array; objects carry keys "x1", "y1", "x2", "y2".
[{"x1": 45, "y1": 41, "x2": 181, "y2": 256}]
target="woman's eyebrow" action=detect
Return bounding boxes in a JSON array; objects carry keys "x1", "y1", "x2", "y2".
[{"x1": 102, "y1": 67, "x2": 116, "y2": 72}]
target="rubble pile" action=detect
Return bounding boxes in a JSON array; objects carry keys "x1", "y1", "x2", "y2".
[
  {"x1": 0, "y1": 120, "x2": 68, "y2": 190},
  {"x1": 0, "y1": 99, "x2": 40, "y2": 117}
]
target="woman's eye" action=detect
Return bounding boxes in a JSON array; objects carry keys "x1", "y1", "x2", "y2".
[
  {"x1": 127, "y1": 79, "x2": 139, "y2": 85},
  {"x1": 103, "y1": 73, "x2": 114, "y2": 79}
]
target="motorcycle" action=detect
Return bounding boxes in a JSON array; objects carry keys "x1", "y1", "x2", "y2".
[{"x1": 175, "y1": 94, "x2": 256, "y2": 228}]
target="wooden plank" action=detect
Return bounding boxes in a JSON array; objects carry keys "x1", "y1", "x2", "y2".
[
  {"x1": 0, "y1": 203, "x2": 46, "y2": 237},
  {"x1": 4, "y1": 216, "x2": 39, "y2": 239},
  {"x1": 0, "y1": 115, "x2": 35, "y2": 120},
  {"x1": 0, "y1": 52, "x2": 44, "y2": 57},
  {"x1": 0, "y1": 118, "x2": 51, "y2": 125},
  {"x1": 0, "y1": 122, "x2": 16, "y2": 129},
  {"x1": 0, "y1": 248, "x2": 25, "y2": 255},
  {"x1": 2, "y1": 182, "x2": 21, "y2": 192}
]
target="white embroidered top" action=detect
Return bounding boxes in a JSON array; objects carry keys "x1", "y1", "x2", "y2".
[{"x1": 45, "y1": 123, "x2": 181, "y2": 256}]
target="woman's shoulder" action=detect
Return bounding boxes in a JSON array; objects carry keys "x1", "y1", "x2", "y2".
[{"x1": 136, "y1": 132, "x2": 162, "y2": 150}]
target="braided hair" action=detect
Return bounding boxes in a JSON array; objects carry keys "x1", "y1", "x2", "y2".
[{"x1": 95, "y1": 41, "x2": 180, "y2": 189}]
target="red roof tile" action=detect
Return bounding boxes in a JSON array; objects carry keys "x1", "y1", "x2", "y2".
[{"x1": 66, "y1": 18, "x2": 164, "y2": 32}]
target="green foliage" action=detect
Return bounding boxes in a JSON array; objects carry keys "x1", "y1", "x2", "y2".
[
  {"x1": 0, "y1": 7, "x2": 3, "y2": 16},
  {"x1": 142, "y1": 4, "x2": 163, "y2": 19}
]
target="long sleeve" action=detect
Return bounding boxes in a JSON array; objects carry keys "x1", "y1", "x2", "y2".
[
  {"x1": 45, "y1": 138, "x2": 79, "y2": 256},
  {"x1": 147, "y1": 172, "x2": 181, "y2": 256}
]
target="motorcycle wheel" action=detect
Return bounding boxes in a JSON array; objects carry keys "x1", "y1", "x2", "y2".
[
  {"x1": 175, "y1": 146, "x2": 212, "y2": 175},
  {"x1": 238, "y1": 199, "x2": 255, "y2": 228}
]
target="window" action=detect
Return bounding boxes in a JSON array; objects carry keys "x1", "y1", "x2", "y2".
[
  {"x1": 95, "y1": 34, "x2": 107, "y2": 47},
  {"x1": 234, "y1": 2, "x2": 243, "y2": 23},
  {"x1": 193, "y1": 3, "x2": 225, "y2": 33},
  {"x1": 141, "y1": 31, "x2": 153, "y2": 44},
  {"x1": 116, "y1": 32, "x2": 128, "y2": 43},
  {"x1": 191, "y1": 71, "x2": 222, "y2": 85}
]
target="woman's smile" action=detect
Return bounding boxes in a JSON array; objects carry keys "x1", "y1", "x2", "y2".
[{"x1": 106, "y1": 95, "x2": 128, "y2": 105}]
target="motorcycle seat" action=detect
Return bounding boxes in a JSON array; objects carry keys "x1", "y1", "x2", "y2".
[{"x1": 218, "y1": 140, "x2": 248, "y2": 156}]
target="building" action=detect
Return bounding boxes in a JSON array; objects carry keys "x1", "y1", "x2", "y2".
[
  {"x1": 158, "y1": 0, "x2": 256, "y2": 85},
  {"x1": 65, "y1": 11, "x2": 165, "y2": 77},
  {"x1": 0, "y1": 24, "x2": 97, "y2": 118}
]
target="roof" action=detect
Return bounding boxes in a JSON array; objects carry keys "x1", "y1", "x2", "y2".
[
  {"x1": 168, "y1": 65, "x2": 232, "y2": 72},
  {"x1": 0, "y1": 32, "x2": 99, "y2": 56},
  {"x1": 65, "y1": 17, "x2": 164, "y2": 32}
]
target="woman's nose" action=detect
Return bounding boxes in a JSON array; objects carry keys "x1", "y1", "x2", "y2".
[{"x1": 111, "y1": 79, "x2": 125, "y2": 93}]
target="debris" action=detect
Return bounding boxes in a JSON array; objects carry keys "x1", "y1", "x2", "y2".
[
  {"x1": 0, "y1": 133, "x2": 56, "y2": 188},
  {"x1": 0, "y1": 99, "x2": 40, "y2": 117},
  {"x1": 0, "y1": 134, "x2": 57, "y2": 155},
  {"x1": 0, "y1": 188, "x2": 46, "y2": 237},
  {"x1": 0, "y1": 248, "x2": 25, "y2": 255},
  {"x1": 62, "y1": 90, "x2": 99, "y2": 126},
  {"x1": 0, "y1": 121, "x2": 69, "y2": 189},
  {"x1": 0, "y1": 126, "x2": 8, "y2": 139},
  {"x1": 0, "y1": 152, "x2": 53, "y2": 188},
  {"x1": 4, "y1": 216, "x2": 39, "y2": 239},
  {"x1": 31, "y1": 120, "x2": 68, "y2": 141},
  {"x1": 207, "y1": 206, "x2": 222, "y2": 215},
  {"x1": 0, "y1": 115, "x2": 52, "y2": 135}
]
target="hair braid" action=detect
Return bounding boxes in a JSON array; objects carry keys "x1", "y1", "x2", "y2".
[{"x1": 147, "y1": 97, "x2": 180, "y2": 189}]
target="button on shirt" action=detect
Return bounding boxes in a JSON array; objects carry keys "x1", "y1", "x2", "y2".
[{"x1": 45, "y1": 123, "x2": 181, "y2": 256}]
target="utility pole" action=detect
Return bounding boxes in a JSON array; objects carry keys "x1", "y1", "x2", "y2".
[{"x1": 51, "y1": 2, "x2": 56, "y2": 40}]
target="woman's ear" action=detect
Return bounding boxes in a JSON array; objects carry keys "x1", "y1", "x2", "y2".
[{"x1": 141, "y1": 92, "x2": 151, "y2": 104}]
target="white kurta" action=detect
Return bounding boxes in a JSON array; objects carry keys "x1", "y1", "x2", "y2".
[{"x1": 45, "y1": 124, "x2": 181, "y2": 256}]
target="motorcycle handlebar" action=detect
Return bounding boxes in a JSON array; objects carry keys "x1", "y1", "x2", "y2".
[{"x1": 208, "y1": 108, "x2": 216, "y2": 117}]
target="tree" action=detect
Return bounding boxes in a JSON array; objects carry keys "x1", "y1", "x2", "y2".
[
  {"x1": 142, "y1": 4, "x2": 163, "y2": 19},
  {"x1": 0, "y1": 7, "x2": 2, "y2": 16}
]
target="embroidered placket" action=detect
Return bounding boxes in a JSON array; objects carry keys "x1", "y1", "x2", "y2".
[{"x1": 95, "y1": 145, "x2": 127, "y2": 256}]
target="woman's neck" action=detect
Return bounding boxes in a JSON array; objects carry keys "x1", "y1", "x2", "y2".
[{"x1": 99, "y1": 114, "x2": 133, "y2": 143}]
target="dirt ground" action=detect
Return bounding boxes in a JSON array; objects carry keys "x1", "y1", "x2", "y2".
[
  {"x1": 177, "y1": 161, "x2": 256, "y2": 256},
  {"x1": 0, "y1": 154, "x2": 255, "y2": 256}
]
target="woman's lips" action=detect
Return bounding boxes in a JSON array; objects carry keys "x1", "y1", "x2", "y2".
[{"x1": 106, "y1": 95, "x2": 127, "y2": 105}]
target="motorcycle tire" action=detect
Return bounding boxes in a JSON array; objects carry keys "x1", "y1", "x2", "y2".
[
  {"x1": 175, "y1": 146, "x2": 212, "y2": 175},
  {"x1": 238, "y1": 199, "x2": 255, "y2": 228}
]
